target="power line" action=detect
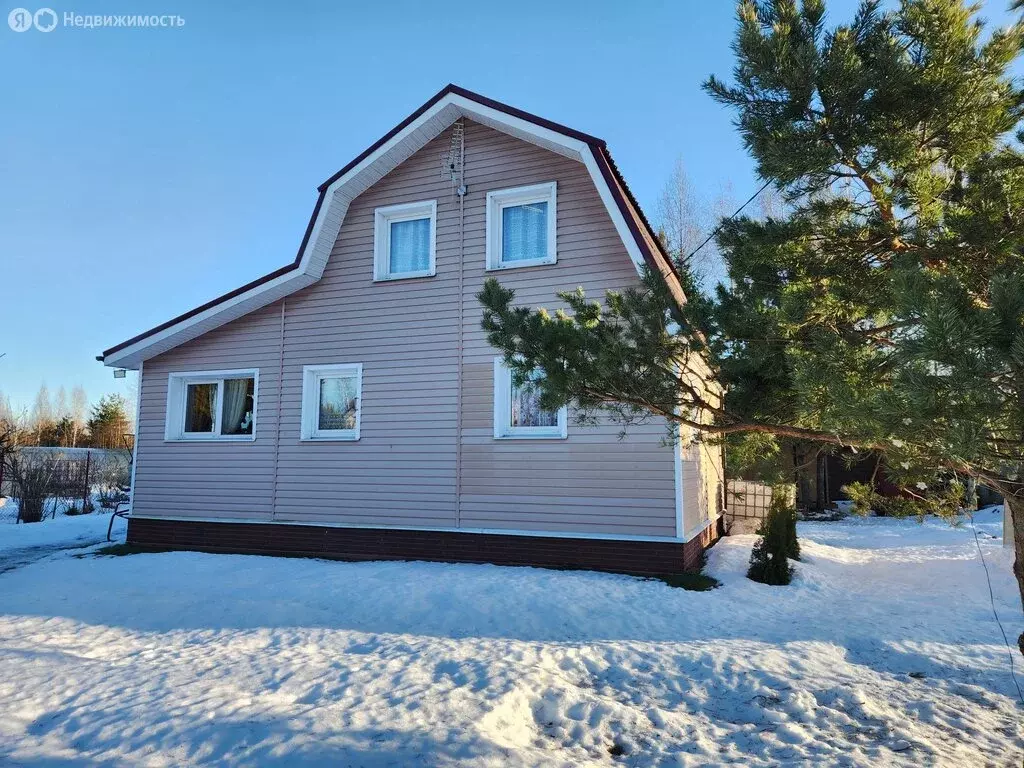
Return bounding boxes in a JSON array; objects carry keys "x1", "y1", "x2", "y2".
[
  {"x1": 685, "y1": 178, "x2": 774, "y2": 264},
  {"x1": 968, "y1": 510, "x2": 1024, "y2": 706}
]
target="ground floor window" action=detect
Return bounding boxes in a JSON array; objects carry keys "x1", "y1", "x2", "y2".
[
  {"x1": 166, "y1": 370, "x2": 257, "y2": 441},
  {"x1": 493, "y1": 358, "x2": 566, "y2": 439},
  {"x1": 301, "y1": 363, "x2": 362, "y2": 440}
]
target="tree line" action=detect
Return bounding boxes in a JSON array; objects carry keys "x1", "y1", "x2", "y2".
[{"x1": 0, "y1": 384, "x2": 133, "y2": 451}]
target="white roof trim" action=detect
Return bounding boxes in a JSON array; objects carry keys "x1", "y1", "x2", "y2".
[{"x1": 102, "y1": 92, "x2": 649, "y2": 369}]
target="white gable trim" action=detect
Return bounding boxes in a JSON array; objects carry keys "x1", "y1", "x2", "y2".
[{"x1": 102, "y1": 91, "x2": 650, "y2": 369}]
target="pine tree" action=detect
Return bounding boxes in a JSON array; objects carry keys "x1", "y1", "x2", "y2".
[
  {"x1": 478, "y1": 0, "x2": 1024, "y2": 648},
  {"x1": 87, "y1": 394, "x2": 130, "y2": 450},
  {"x1": 748, "y1": 499, "x2": 796, "y2": 585}
]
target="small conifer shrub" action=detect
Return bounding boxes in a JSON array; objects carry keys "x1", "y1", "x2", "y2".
[{"x1": 747, "y1": 489, "x2": 799, "y2": 585}]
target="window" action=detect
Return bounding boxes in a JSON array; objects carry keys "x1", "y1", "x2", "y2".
[
  {"x1": 301, "y1": 363, "x2": 362, "y2": 440},
  {"x1": 373, "y1": 200, "x2": 437, "y2": 280},
  {"x1": 486, "y1": 182, "x2": 557, "y2": 270},
  {"x1": 165, "y1": 370, "x2": 257, "y2": 441},
  {"x1": 493, "y1": 358, "x2": 566, "y2": 439}
]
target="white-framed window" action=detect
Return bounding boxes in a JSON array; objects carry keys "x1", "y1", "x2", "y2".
[
  {"x1": 373, "y1": 200, "x2": 437, "y2": 281},
  {"x1": 300, "y1": 363, "x2": 362, "y2": 441},
  {"x1": 493, "y1": 358, "x2": 567, "y2": 439},
  {"x1": 486, "y1": 181, "x2": 557, "y2": 270},
  {"x1": 165, "y1": 369, "x2": 258, "y2": 442}
]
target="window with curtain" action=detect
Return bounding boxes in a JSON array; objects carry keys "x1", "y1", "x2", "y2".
[
  {"x1": 374, "y1": 200, "x2": 436, "y2": 280},
  {"x1": 184, "y1": 382, "x2": 216, "y2": 433},
  {"x1": 389, "y1": 217, "x2": 431, "y2": 274},
  {"x1": 168, "y1": 371, "x2": 257, "y2": 440},
  {"x1": 220, "y1": 377, "x2": 255, "y2": 435},
  {"x1": 301, "y1": 363, "x2": 363, "y2": 440},
  {"x1": 486, "y1": 182, "x2": 557, "y2": 270},
  {"x1": 511, "y1": 370, "x2": 558, "y2": 428},
  {"x1": 493, "y1": 358, "x2": 566, "y2": 439},
  {"x1": 501, "y1": 201, "x2": 548, "y2": 263}
]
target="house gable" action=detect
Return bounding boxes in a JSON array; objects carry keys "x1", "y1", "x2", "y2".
[
  {"x1": 100, "y1": 85, "x2": 683, "y2": 369},
  {"x1": 132, "y1": 119, "x2": 683, "y2": 540}
]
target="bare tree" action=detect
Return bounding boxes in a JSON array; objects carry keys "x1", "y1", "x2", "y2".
[
  {"x1": 30, "y1": 384, "x2": 53, "y2": 445},
  {"x1": 70, "y1": 386, "x2": 87, "y2": 448},
  {"x1": 0, "y1": 390, "x2": 13, "y2": 426},
  {"x1": 655, "y1": 158, "x2": 736, "y2": 291},
  {"x1": 54, "y1": 386, "x2": 68, "y2": 422}
]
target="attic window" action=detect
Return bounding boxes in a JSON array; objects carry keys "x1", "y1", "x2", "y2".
[
  {"x1": 373, "y1": 200, "x2": 437, "y2": 281},
  {"x1": 486, "y1": 182, "x2": 557, "y2": 270}
]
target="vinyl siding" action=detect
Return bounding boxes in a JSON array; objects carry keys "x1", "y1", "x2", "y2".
[{"x1": 135, "y1": 120, "x2": 686, "y2": 539}]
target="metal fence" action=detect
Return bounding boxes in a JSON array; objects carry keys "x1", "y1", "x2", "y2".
[
  {"x1": 0, "y1": 447, "x2": 131, "y2": 523},
  {"x1": 726, "y1": 480, "x2": 796, "y2": 531}
]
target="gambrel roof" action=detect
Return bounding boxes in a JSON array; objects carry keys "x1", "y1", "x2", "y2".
[{"x1": 99, "y1": 84, "x2": 684, "y2": 369}]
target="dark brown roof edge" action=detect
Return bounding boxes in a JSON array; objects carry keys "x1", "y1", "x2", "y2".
[
  {"x1": 590, "y1": 145, "x2": 687, "y2": 304},
  {"x1": 100, "y1": 84, "x2": 681, "y2": 361},
  {"x1": 100, "y1": 191, "x2": 326, "y2": 359}
]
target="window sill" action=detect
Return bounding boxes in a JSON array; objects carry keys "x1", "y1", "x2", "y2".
[
  {"x1": 165, "y1": 435, "x2": 256, "y2": 443},
  {"x1": 300, "y1": 435, "x2": 360, "y2": 442},
  {"x1": 485, "y1": 258, "x2": 556, "y2": 272},
  {"x1": 373, "y1": 270, "x2": 436, "y2": 282},
  {"x1": 494, "y1": 432, "x2": 567, "y2": 441}
]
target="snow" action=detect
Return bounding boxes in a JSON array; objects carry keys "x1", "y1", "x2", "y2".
[
  {"x1": 0, "y1": 509, "x2": 1020, "y2": 766},
  {"x1": 0, "y1": 509, "x2": 123, "y2": 552}
]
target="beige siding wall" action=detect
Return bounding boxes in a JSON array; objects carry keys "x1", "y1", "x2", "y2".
[{"x1": 135, "y1": 120, "x2": 680, "y2": 539}]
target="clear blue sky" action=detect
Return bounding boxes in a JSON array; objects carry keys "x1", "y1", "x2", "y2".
[{"x1": 0, "y1": 0, "x2": 1019, "y2": 412}]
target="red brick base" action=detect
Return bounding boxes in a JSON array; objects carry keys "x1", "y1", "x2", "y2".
[{"x1": 127, "y1": 517, "x2": 723, "y2": 576}]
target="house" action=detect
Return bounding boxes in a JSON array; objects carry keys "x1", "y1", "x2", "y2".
[{"x1": 99, "y1": 85, "x2": 723, "y2": 575}]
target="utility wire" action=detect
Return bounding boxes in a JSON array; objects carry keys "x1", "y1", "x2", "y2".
[
  {"x1": 684, "y1": 179, "x2": 774, "y2": 264},
  {"x1": 968, "y1": 509, "x2": 1024, "y2": 706}
]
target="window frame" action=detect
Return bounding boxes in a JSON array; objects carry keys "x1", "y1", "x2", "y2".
[
  {"x1": 485, "y1": 181, "x2": 557, "y2": 270},
  {"x1": 300, "y1": 363, "x2": 363, "y2": 441},
  {"x1": 492, "y1": 357, "x2": 567, "y2": 440},
  {"x1": 164, "y1": 369, "x2": 259, "y2": 442},
  {"x1": 373, "y1": 200, "x2": 437, "y2": 281}
]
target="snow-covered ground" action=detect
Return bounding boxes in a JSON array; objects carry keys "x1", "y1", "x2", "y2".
[
  {"x1": 0, "y1": 509, "x2": 1020, "y2": 766},
  {"x1": 0, "y1": 508, "x2": 124, "y2": 553}
]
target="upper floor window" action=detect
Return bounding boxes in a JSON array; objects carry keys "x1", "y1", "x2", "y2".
[
  {"x1": 373, "y1": 200, "x2": 437, "y2": 281},
  {"x1": 300, "y1": 363, "x2": 362, "y2": 441},
  {"x1": 165, "y1": 370, "x2": 257, "y2": 441},
  {"x1": 493, "y1": 358, "x2": 566, "y2": 439},
  {"x1": 486, "y1": 182, "x2": 557, "y2": 270}
]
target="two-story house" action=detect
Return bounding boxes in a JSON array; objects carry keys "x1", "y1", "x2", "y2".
[{"x1": 99, "y1": 85, "x2": 723, "y2": 575}]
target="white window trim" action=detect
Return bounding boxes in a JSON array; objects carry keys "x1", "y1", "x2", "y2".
[
  {"x1": 485, "y1": 181, "x2": 557, "y2": 270},
  {"x1": 373, "y1": 200, "x2": 437, "y2": 281},
  {"x1": 493, "y1": 357, "x2": 567, "y2": 440},
  {"x1": 300, "y1": 363, "x2": 363, "y2": 441},
  {"x1": 164, "y1": 369, "x2": 259, "y2": 442}
]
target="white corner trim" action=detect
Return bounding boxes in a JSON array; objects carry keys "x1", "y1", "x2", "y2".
[
  {"x1": 373, "y1": 199, "x2": 437, "y2": 281},
  {"x1": 127, "y1": 360, "x2": 142, "y2": 517},
  {"x1": 164, "y1": 368, "x2": 259, "y2": 442},
  {"x1": 129, "y1": 514, "x2": 687, "y2": 544},
  {"x1": 674, "y1": 428, "x2": 684, "y2": 539},
  {"x1": 300, "y1": 363, "x2": 363, "y2": 441},
  {"x1": 485, "y1": 181, "x2": 557, "y2": 270}
]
